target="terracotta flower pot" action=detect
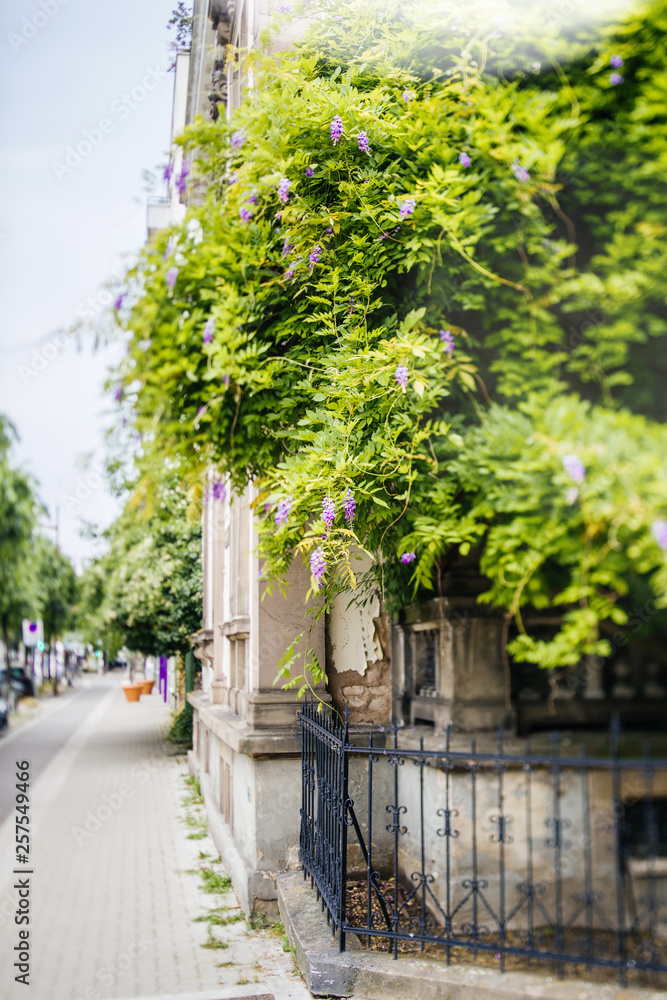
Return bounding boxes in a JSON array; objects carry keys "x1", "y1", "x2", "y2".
[
  {"x1": 122, "y1": 684, "x2": 142, "y2": 703},
  {"x1": 139, "y1": 679, "x2": 154, "y2": 696}
]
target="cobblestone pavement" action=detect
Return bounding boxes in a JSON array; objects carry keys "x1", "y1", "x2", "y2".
[{"x1": 0, "y1": 676, "x2": 311, "y2": 1000}]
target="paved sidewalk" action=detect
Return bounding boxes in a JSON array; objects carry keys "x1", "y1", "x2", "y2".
[{"x1": 0, "y1": 678, "x2": 310, "y2": 1000}]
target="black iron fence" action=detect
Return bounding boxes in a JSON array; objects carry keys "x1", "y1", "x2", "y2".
[{"x1": 299, "y1": 698, "x2": 667, "y2": 985}]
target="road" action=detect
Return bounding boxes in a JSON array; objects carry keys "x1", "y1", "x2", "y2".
[
  {"x1": 0, "y1": 675, "x2": 309, "y2": 1000},
  {"x1": 0, "y1": 681, "x2": 113, "y2": 825}
]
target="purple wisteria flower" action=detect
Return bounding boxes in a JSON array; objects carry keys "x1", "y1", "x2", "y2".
[
  {"x1": 203, "y1": 318, "x2": 214, "y2": 343},
  {"x1": 166, "y1": 267, "x2": 178, "y2": 289},
  {"x1": 343, "y1": 490, "x2": 356, "y2": 524},
  {"x1": 196, "y1": 405, "x2": 206, "y2": 420},
  {"x1": 310, "y1": 547, "x2": 327, "y2": 590},
  {"x1": 400, "y1": 552, "x2": 416, "y2": 564},
  {"x1": 440, "y1": 329, "x2": 454, "y2": 354},
  {"x1": 347, "y1": 296, "x2": 356, "y2": 315},
  {"x1": 113, "y1": 384, "x2": 123, "y2": 402},
  {"x1": 285, "y1": 259, "x2": 299, "y2": 280},
  {"x1": 330, "y1": 115, "x2": 344, "y2": 145},
  {"x1": 114, "y1": 292, "x2": 125, "y2": 311},
  {"x1": 211, "y1": 481, "x2": 226, "y2": 502},
  {"x1": 308, "y1": 244, "x2": 322, "y2": 272},
  {"x1": 163, "y1": 163, "x2": 173, "y2": 182},
  {"x1": 610, "y1": 72, "x2": 624, "y2": 85},
  {"x1": 651, "y1": 519, "x2": 667, "y2": 551},
  {"x1": 511, "y1": 162, "x2": 530, "y2": 182},
  {"x1": 279, "y1": 0, "x2": 290, "y2": 11},
  {"x1": 322, "y1": 497, "x2": 335, "y2": 530},
  {"x1": 275, "y1": 497, "x2": 292, "y2": 526},
  {"x1": 239, "y1": 205, "x2": 254, "y2": 222},
  {"x1": 395, "y1": 364, "x2": 409, "y2": 389},
  {"x1": 248, "y1": 192, "x2": 259, "y2": 204},
  {"x1": 610, "y1": 54, "x2": 624, "y2": 68},
  {"x1": 277, "y1": 177, "x2": 291, "y2": 204},
  {"x1": 400, "y1": 197, "x2": 416, "y2": 220},
  {"x1": 305, "y1": 166, "x2": 315, "y2": 178},
  {"x1": 402, "y1": 89, "x2": 415, "y2": 102},
  {"x1": 459, "y1": 152, "x2": 471, "y2": 168},
  {"x1": 221, "y1": 374, "x2": 230, "y2": 385},
  {"x1": 357, "y1": 131, "x2": 371, "y2": 154},
  {"x1": 378, "y1": 225, "x2": 402, "y2": 241},
  {"x1": 563, "y1": 453, "x2": 585, "y2": 484},
  {"x1": 176, "y1": 161, "x2": 190, "y2": 196},
  {"x1": 231, "y1": 129, "x2": 246, "y2": 149},
  {"x1": 282, "y1": 236, "x2": 294, "y2": 255}
]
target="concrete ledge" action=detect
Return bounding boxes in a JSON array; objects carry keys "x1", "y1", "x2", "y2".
[
  {"x1": 277, "y1": 872, "x2": 667, "y2": 1000},
  {"x1": 188, "y1": 692, "x2": 301, "y2": 756}
]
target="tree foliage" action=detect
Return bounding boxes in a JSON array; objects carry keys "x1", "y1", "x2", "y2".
[
  {"x1": 112, "y1": 0, "x2": 667, "y2": 671},
  {"x1": 0, "y1": 417, "x2": 43, "y2": 660},
  {"x1": 79, "y1": 478, "x2": 202, "y2": 659}
]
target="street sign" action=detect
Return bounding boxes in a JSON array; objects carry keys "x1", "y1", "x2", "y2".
[{"x1": 22, "y1": 619, "x2": 44, "y2": 647}]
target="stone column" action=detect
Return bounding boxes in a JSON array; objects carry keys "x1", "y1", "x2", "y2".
[
  {"x1": 210, "y1": 495, "x2": 228, "y2": 705},
  {"x1": 395, "y1": 598, "x2": 510, "y2": 732},
  {"x1": 245, "y1": 511, "x2": 325, "y2": 729}
]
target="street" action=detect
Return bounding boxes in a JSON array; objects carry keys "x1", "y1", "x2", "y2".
[
  {"x1": 0, "y1": 677, "x2": 310, "y2": 1000},
  {"x1": 0, "y1": 682, "x2": 112, "y2": 826}
]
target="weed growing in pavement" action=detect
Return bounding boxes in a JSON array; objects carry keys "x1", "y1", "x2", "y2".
[
  {"x1": 193, "y1": 909, "x2": 243, "y2": 926},
  {"x1": 184, "y1": 813, "x2": 207, "y2": 839},
  {"x1": 201, "y1": 931, "x2": 229, "y2": 951},
  {"x1": 217, "y1": 960, "x2": 235, "y2": 967},
  {"x1": 183, "y1": 773, "x2": 202, "y2": 800},
  {"x1": 198, "y1": 850, "x2": 210, "y2": 860},
  {"x1": 237, "y1": 977, "x2": 250, "y2": 985},
  {"x1": 270, "y1": 919, "x2": 294, "y2": 953},
  {"x1": 198, "y1": 868, "x2": 232, "y2": 895}
]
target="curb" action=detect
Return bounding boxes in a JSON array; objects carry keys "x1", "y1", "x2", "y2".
[
  {"x1": 113, "y1": 992, "x2": 274, "y2": 1000},
  {"x1": 112, "y1": 983, "x2": 275, "y2": 1000},
  {"x1": 276, "y1": 872, "x2": 667, "y2": 1000}
]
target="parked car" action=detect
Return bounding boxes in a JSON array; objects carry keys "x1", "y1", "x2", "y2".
[
  {"x1": 0, "y1": 668, "x2": 35, "y2": 699},
  {"x1": 0, "y1": 697, "x2": 8, "y2": 734},
  {"x1": 108, "y1": 659, "x2": 128, "y2": 671}
]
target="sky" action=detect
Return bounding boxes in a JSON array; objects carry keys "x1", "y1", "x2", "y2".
[{"x1": 0, "y1": 0, "x2": 176, "y2": 570}]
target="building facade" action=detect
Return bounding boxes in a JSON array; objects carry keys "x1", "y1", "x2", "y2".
[{"x1": 152, "y1": 0, "x2": 667, "y2": 921}]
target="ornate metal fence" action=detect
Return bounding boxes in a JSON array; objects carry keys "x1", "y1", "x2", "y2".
[{"x1": 298, "y1": 698, "x2": 667, "y2": 985}]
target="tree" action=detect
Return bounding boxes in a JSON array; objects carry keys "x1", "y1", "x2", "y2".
[
  {"x1": 0, "y1": 417, "x2": 43, "y2": 667},
  {"x1": 111, "y1": 0, "x2": 667, "y2": 674},
  {"x1": 79, "y1": 477, "x2": 202, "y2": 660}
]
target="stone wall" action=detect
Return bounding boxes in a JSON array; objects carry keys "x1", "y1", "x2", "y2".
[
  {"x1": 326, "y1": 600, "x2": 393, "y2": 724},
  {"x1": 327, "y1": 658, "x2": 392, "y2": 724}
]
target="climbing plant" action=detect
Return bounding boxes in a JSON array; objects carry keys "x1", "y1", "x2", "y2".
[{"x1": 111, "y1": 0, "x2": 667, "y2": 674}]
